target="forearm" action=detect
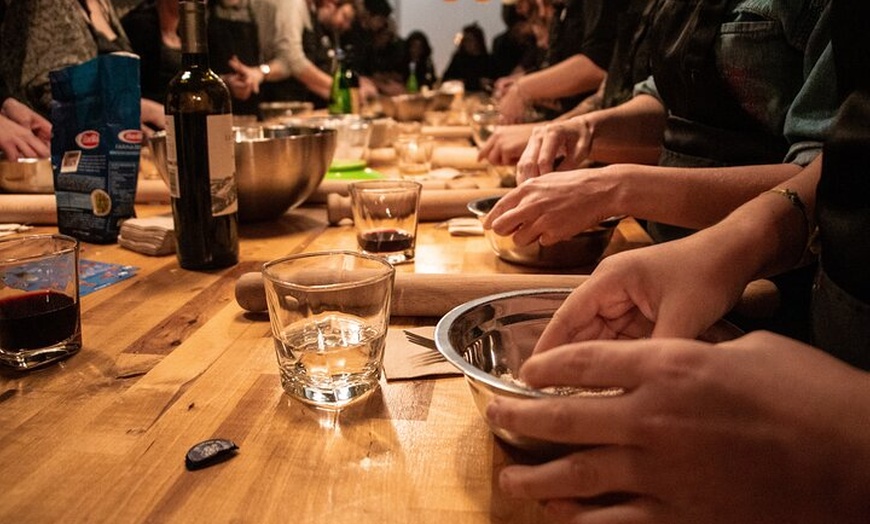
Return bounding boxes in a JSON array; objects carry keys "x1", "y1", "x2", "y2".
[
  {"x1": 296, "y1": 63, "x2": 332, "y2": 100},
  {"x1": 515, "y1": 54, "x2": 605, "y2": 103},
  {"x1": 610, "y1": 161, "x2": 804, "y2": 231},
  {"x1": 584, "y1": 94, "x2": 666, "y2": 164}
]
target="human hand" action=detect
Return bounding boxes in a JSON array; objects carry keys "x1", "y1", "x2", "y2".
[
  {"x1": 2, "y1": 98, "x2": 51, "y2": 143},
  {"x1": 477, "y1": 123, "x2": 535, "y2": 166},
  {"x1": 486, "y1": 332, "x2": 870, "y2": 524},
  {"x1": 0, "y1": 98, "x2": 51, "y2": 160},
  {"x1": 227, "y1": 55, "x2": 262, "y2": 96},
  {"x1": 534, "y1": 235, "x2": 750, "y2": 349},
  {"x1": 481, "y1": 166, "x2": 620, "y2": 246},
  {"x1": 497, "y1": 82, "x2": 528, "y2": 125},
  {"x1": 139, "y1": 99, "x2": 165, "y2": 138},
  {"x1": 516, "y1": 117, "x2": 593, "y2": 183}
]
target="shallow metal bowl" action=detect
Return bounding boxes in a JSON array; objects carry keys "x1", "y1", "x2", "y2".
[
  {"x1": 468, "y1": 196, "x2": 621, "y2": 268},
  {"x1": 150, "y1": 125, "x2": 336, "y2": 222},
  {"x1": 435, "y1": 289, "x2": 603, "y2": 457},
  {"x1": 435, "y1": 289, "x2": 744, "y2": 457}
]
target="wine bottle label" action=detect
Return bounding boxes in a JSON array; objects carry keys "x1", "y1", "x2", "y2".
[
  {"x1": 207, "y1": 114, "x2": 238, "y2": 217},
  {"x1": 165, "y1": 114, "x2": 239, "y2": 217},
  {"x1": 165, "y1": 114, "x2": 180, "y2": 198}
]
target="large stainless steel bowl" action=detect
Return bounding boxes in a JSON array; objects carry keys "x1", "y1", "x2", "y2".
[
  {"x1": 435, "y1": 289, "x2": 744, "y2": 457},
  {"x1": 468, "y1": 196, "x2": 621, "y2": 268},
  {"x1": 150, "y1": 125, "x2": 336, "y2": 222}
]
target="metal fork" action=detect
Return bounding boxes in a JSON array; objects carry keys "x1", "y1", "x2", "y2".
[{"x1": 402, "y1": 330, "x2": 447, "y2": 364}]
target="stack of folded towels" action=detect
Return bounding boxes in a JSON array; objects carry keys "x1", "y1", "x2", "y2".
[{"x1": 118, "y1": 215, "x2": 175, "y2": 256}]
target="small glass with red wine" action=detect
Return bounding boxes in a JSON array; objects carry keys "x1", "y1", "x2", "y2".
[
  {"x1": 0, "y1": 234, "x2": 81, "y2": 370},
  {"x1": 349, "y1": 180, "x2": 422, "y2": 265}
]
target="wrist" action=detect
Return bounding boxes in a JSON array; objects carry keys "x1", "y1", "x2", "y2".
[
  {"x1": 512, "y1": 80, "x2": 530, "y2": 106},
  {"x1": 258, "y1": 63, "x2": 271, "y2": 85}
]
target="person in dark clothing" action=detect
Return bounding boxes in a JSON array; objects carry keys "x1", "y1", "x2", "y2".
[
  {"x1": 442, "y1": 23, "x2": 493, "y2": 94},
  {"x1": 403, "y1": 30, "x2": 437, "y2": 91},
  {"x1": 496, "y1": 0, "x2": 630, "y2": 123},
  {"x1": 490, "y1": 2, "x2": 539, "y2": 79}
]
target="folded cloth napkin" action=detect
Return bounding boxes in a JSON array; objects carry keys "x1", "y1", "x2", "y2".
[
  {"x1": 118, "y1": 214, "x2": 175, "y2": 256},
  {"x1": 383, "y1": 325, "x2": 462, "y2": 381}
]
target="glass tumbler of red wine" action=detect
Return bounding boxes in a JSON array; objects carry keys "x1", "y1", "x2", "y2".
[
  {"x1": 0, "y1": 234, "x2": 82, "y2": 370},
  {"x1": 348, "y1": 180, "x2": 422, "y2": 265}
]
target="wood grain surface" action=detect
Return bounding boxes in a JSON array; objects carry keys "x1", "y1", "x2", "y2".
[{"x1": 0, "y1": 193, "x2": 654, "y2": 522}]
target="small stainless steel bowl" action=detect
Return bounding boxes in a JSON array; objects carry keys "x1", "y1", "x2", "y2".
[
  {"x1": 468, "y1": 196, "x2": 621, "y2": 268},
  {"x1": 149, "y1": 126, "x2": 336, "y2": 222},
  {"x1": 435, "y1": 289, "x2": 611, "y2": 457},
  {"x1": 435, "y1": 288, "x2": 743, "y2": 457}
]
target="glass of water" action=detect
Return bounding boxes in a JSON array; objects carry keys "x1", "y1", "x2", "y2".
[{"x1": 262, "y1": 251, "x2": 395, "y2": 410}]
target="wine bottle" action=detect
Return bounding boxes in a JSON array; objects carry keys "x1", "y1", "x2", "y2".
[{"x1": 165, "y1": 0, "x2": 239, "y2": 270}]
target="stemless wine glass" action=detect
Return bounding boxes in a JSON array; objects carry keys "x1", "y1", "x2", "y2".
[{"x1": 469, "y1": 105, "x2": 501, "y2": 148}]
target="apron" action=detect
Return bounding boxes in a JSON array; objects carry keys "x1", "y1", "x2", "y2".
[
  {"x1": 645, "y1": 0, "x2": 790, "y2": 242},
  {"x1": 207, "y1": 2, "x2": 261, "y2": 115},
  {"x1": 812, "y1": 7, "x2": 870, "y2": 370},
  {"x1": 647, "y1": 0, "x2": 816, "y2": 340},
  {"x1": 261, "y1": 7, "x2": 333, "y2": 109}
]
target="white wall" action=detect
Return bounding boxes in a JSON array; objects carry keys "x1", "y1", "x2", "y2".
[{"x1": 393, "y1": 0, "x2": 503, "y2": 78}]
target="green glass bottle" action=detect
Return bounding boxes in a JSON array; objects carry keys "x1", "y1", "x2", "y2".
[
  {"x1": 406, "y1": 62, "x2": 419, "y2": 94},
  {"x1": 329, "y1": 48, "x2": 351, "y2": 115}
]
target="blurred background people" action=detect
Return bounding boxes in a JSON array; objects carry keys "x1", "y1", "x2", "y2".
[
  {"x1": 117, "y1": 0, "x2": 181, "y2": 104},
  {"x1": 403, "y1": 30, "x2": 437, "y2": 92},
  {"x1": 479, "y1": 0, "x2": 655, "y2": 166},
  {"x1": 495, "y1": 0, "x2": 630, "y2": 124},
  {"x1": 0, "y1": 0, "x2": 164, "y2": 134},
  {"x1": 348, "y1": 0, "x2": 405, "y2": 96},
  {"x1": 489, "y1": 0, "x2": 539, "y2": 80},
  {"x1": 442, "y1": 23, "x2": 493, "y2": 94}
]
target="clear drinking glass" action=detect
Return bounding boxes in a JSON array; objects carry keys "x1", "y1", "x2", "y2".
[
  {"x1": 262, "y1": 251, "x2": 395, "y2": 410},
  {"x1": 0, "y1": 234, "x2": 81, "y2": 370},
  {"x1": 349, "y1": 179, "x2": 422, "y2": 265}
]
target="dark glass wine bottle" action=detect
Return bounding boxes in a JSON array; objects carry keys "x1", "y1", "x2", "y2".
[{"x1": 165, "y1": 0, "x2": 239, "y2": 270}]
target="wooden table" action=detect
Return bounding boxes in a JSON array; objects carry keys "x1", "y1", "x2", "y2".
[{"x1": 0, "y1": 200, "x2": 652, "y2": 523}]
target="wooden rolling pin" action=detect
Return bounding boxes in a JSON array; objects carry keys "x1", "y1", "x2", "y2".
[
  {"x1": 236, "y1": 271, "x2": 781, "y2": 320},
  {"x1": 308, "y1": 177, "x2": 481, "y2": 204},
  {"x1": 235, "y1": 271, "x2": 589, "y2": 317},
  {"x1": 327, "y1": 187, "x2": 510, "y2": 225},
  {"x1": 0, "y1": 180, "x2": 172, "y2": 225}
]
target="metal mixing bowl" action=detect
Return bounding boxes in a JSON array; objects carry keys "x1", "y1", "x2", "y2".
[
  {"x1": 435, "y1": 289, "x2": 609, "y2": 457},
  {"x1": 435, "y1": 288, "x2": 744, "y2": 457},
  {"x1": 149, "y1": 125, "x2": 336, "y2": 222},
  {"x1": 468, "y1": 196, "x2": 621, "y2": 268}
]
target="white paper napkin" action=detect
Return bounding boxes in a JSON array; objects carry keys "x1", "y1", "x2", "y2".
[{"x1": 118, "y1": 214, "x2": 175, "y2": 256}]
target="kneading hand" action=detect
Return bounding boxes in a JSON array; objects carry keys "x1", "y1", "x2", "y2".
[
  {"x1": 516, "y1": 117, "x2": 593, "y2": 183},
  {"x1": 487, "y1": 332, "x2": 870, "y2": 524},
  {"x1": 481, "y1": 167, "x2": 620, "y2": 247}
]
